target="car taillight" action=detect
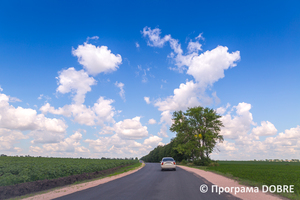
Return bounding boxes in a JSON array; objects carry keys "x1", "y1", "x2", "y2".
[
  {"x1": 161, "y1": 162, "x2": 163, "y2": 165},
  {"x1": 173, "y1": 162, "x2": 176, "y2": 165}
]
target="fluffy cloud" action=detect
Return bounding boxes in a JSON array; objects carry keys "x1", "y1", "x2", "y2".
[
  {"x1": 42, "y1": 131, "x2": 89, "y2": 153},
  {"x1": 40, "y1": 96, "x2": 115, "y2": 126},
  {"x1": 85, "y1": 134, "x2": 145, "y2": 156},
  {"x1": 186, "y1": 46, "x2": 240, "y2": 87},
  {"x1": 114, "y1": 117, "x2": 148, "y2": 140},
  {"x1": 115, "y1": 81, "x2": 125, "y2": 101},
  {"x1": 0, "y1": 128, "x2": 28, "y2": 151},
  {"x1": 143, "y1": 135, "x2": 163, "y2": 147},
  {"x1": 212, "y1": 103, "x2": 300, "y2": 160},
  {"x1": 56, "y1": 67, "x2": 96, "y2": 104},
  {"x1": 251, "y1": 121, "x2": 277, "y2": 136},
  {"x1": 72, "y1": 42, "x2": 122, "y2": 76},
  {"x1": 148, "y1": 119, "x2": 156, "y2": 124},
  {"x1": 220, "y1": 102, "x2": 255, "y2": 139},
  {"x1": 0, "y1": 92, "x2": 67, "y2": 132},
  {"x1": 0, "y1": 91, "x2": 67, "y2": 146}
]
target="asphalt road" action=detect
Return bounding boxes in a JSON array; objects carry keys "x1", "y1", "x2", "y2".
[{"x1": 54, "y1": 163, "x2": 240, "y2": 200}]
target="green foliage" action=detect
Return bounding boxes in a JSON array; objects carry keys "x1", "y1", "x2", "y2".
[
  {"x1": 0, "y1": 156, "x2": 138, "y2": 187},
  {"x1": 180, "y1": 159, "x2": 187, "y2": 165},
  {"x1": 140, "y1": 139, "x2": 187, "y2": 162},
  {"x1": 193, "y1": 157, "x2": 212, "y2": 166},
  {"x1": 141, "y1": 106, "x2": 224, "y2": 163},
  {"x1": 170, "y1": 106, "x2": 223, "y2": 160}
]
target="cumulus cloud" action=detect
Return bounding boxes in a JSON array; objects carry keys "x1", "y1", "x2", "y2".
[
  {"x1": 0, "y1": 91, "x2": 67, "y2": 146},
  {"x1": 42, "y1": 131, "x2": 89, "y2": 153},
  {"x1": 115, "y1": 81, "x2": 125, "y2": 101},
  {"x1": 143, "y1": 135, "x2": 163, "y2": 147},
  {"x1": 40, "y1": 96, "x2": 116, "y2": 126},
  {"x1": 251, "y1": 121, "x2": 277, "y2": 136},
  {"x1": 0, "y1": 92, "x2": 67, "y2": 133},
  {"x1": 148, "y1": 119, "x2": 156, "y2": 124},
  {"x1": 220, "y1": 102, "x2": 255, "y2": 139},
  {"x1": 0, "y1": 128, "x2": 28, "y2": 151},
  {"x1": 114, "y1": 117, "x2": 148, "y2": 140},
  {"x1": 72, "y1": 42, "x2": 122, "y2": 76},
  {"x1": 56, "y1": 67, "x2": 96, "y2": 104}
]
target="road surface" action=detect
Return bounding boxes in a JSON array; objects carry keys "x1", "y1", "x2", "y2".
[{"x1": 54, "y1": 163, "x2": 240, "y2": 200}]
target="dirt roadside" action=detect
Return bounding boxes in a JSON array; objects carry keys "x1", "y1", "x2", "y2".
[{"x1": 178, "y1": 165, "x2": 288, "y2": 200}]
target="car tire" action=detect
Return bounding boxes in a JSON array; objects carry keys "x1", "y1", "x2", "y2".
[
  {"x1": 161, "y1": 168, "x2": 164, "y2": 171},
  {"x1": 174, "y1": 168, "x2": 176, "y2": 171}
]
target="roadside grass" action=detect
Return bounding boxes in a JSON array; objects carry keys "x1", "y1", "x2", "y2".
[
  {"x1": 179, "y1": 161, "x2": 300, "y2": 200},
  {"x1": 9, "y1": 162, "x2": 143, "y2": 200}
]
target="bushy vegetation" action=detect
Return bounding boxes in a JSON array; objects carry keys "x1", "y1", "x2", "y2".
[
  {"x1": 141, "y1": 106, "x2": 223, "y2": 166},
  {"x1": 207, "y1": 161, "x2": 300, "y2": 197},
  {"x1": 0, "y1": 156, "x2": 138, "y2": 186}
]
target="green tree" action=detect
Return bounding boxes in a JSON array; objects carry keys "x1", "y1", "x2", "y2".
[{"x1": 170, "y1": 106, "x2": 224, "y2": 161}]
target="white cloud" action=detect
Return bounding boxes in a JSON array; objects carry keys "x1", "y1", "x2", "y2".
[
  {"x1": 0, "y1": 128, "x2": 28, "y2": 151},
  {"x1": 114, "y1": 117, "x2": 148, "y2": 140},
  {"x1": 0, "y1": 91, "x2": 68, "y2": 146},
  {"x1": 142, "y1": 27, "x2": 171, "y2": 47},
  {"x1": 115, "y1": 81, "x2": 125, "y2": 101},
  {"x1": 40, "y1": 96, "x2": 116, "y2": 126},
  {"x1": 0, "y1": 92, "x2": 67, "y2": 133},
  {"x1": 9, "y1": 97, "x2": 21, "y2": 102},
  {"x1": 216, "y1": 103, "x2": 230, "y2": 115},
  {"x1": 148, "y1": 119, "x2": 156, "y2": 124},
  {"x1": 187, "y1": 40, "x2": 202, "y2": 53},
  {"x1": 220, "y1": 102, "x2": 255, "y2": 139},
  {"x1": 0, "y1": 86, "x2": 3, "y2": 92},
  {"x1": 72, "y1": 42, "x2": 122, "y2": 76},
  {"x1": 56, "y1": 67, "x2": 96, "y2": 104},
  {"x1": 143, "y1": 135, "x2": 163, "y2": 147},
  {"x1": 135, "y1": 42, "x2": 140, "y2": 48},
  {"x1": 41, "y1": 131, "x2": 89, "y2": 153},
  {"x1": 251, "y1": 121, "x2": 277, "y2": 136},
  {"x1": 144, "y1": 97, "x2": 151, "y2": 104},
  {"x1": 154, "y1": 80, "x2": 205, "y2": 112},
  {"x1": 186, "y1": 46, "x2": 240, "y2": 87}
]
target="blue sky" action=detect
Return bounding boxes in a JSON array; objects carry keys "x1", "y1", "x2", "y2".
[{"x1": 0, "y1": 0, "x2": 299, "y2": 160}]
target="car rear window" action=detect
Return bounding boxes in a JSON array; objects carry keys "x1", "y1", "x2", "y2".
[{"x1": 162, "y1": 158, "x2": 174, "y2": 162}]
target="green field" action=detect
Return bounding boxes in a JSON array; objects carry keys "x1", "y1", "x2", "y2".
[
  {"x1": 0, "y1": 156, "x2": 138, "y2": 187},
  {"x1": 206, "y1": 161, "x2": 300, "y2": 199}
]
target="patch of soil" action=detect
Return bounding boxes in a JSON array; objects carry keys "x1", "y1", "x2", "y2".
[{"x1": 0, "y1": 164, "x2": 131, "y2": 200}]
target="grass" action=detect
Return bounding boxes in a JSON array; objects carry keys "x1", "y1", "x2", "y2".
[
  {"x1": 180, "y1": 161, "x2": 300, "y2": 200},
  {"x1": 9, "y1": 162, "x2": 143, "y2": 200}
]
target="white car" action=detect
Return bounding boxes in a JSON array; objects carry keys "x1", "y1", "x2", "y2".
[{"x1": 161, "y1": 157, "x2": 176, "y2": 171}]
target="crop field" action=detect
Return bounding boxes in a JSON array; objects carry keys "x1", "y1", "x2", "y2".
[
  {"x1": 0, "y1": 156, "x2": 138, "y2": 187},
  {"x1": 207, "y1": 161, "x2": 300, "y2": 199}
]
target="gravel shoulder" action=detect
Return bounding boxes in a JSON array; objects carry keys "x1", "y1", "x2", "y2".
[
  {"x1": 18, "y1": 163, "x2": 145, "y2": 200},
  {"x1": 178, "y1": 165, "x2": 287, "y2": 200}
]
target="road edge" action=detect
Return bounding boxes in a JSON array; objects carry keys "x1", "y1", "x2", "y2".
[{"x1": 19, "y1": 162, "x2": 145, "y2": 200}]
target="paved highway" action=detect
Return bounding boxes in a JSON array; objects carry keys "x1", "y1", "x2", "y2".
[{"x1": 54, "y1": 163, "x2": 240, "y2": 200}]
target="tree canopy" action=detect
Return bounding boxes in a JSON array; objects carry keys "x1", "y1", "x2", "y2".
[{"x1": 141, "y1": 106, "x2": 224, "y2": 165}]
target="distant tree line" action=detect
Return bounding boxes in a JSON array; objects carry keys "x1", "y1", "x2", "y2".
[{"x1": 141, "y1": 106, "x2": 224, "y2": 165}]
